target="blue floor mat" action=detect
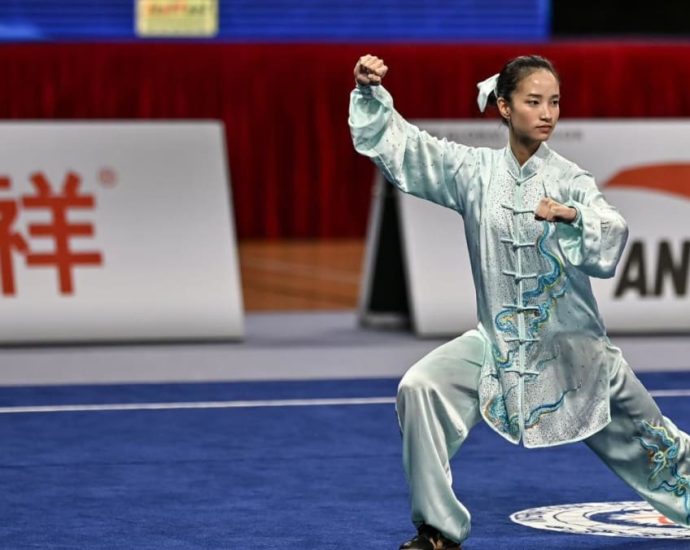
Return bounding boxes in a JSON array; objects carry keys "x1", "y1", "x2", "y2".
[{"x1": 0, "y1": 372, "x2": 689, "y2": 549}]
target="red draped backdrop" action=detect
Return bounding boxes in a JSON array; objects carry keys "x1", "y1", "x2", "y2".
[{"x1": 1, "y1": 42, "x2": 690, "y2": 238}]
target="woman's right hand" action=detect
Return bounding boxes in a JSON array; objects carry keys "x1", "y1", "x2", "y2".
[{"x1": 354, "y1": 55, "x2": 388, "y2": 86}]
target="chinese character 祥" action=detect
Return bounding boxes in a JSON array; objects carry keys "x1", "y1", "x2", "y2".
[{"x1": 21, "y1": 172, "x2": 103, "y2": 295}]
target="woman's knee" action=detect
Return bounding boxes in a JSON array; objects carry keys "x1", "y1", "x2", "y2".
[
  {"x1": 396, "y1": 360, "x2": 442, "y2": 431},
  {"x1": 397, "y1": 358, "x2": 439, "y2": 398},
  {"x1": 398, "y1": 330, "x2": 486, "y2": 396}
]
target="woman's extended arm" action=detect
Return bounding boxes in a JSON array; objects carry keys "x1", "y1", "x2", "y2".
[{"x1": 348, "y1": 55, "x2": 480, "y2": 215}]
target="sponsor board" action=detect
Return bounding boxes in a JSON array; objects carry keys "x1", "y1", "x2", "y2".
[
  {"x1": 511, "y1": 501, "x2": 690, "y2": 539},
  {"x1": 0, "y1": 122, "x2": 243, "y2": 343}
]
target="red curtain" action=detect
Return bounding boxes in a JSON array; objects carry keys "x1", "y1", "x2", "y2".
[{"x1": 1, "y1": 42, "x2": 690, "y2": 238}]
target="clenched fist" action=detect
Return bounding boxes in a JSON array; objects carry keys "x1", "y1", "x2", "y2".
[
  {"x1": 354, "y1": 55, "x2": 388, "y2": 86},
  {"x1": 534, "y1": 197, "x2": 578, "y2": 223}
]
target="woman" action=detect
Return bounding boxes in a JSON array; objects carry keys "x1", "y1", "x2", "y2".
[{"x1": 348, "y1": 54, "x2": 690, "y2": 550}]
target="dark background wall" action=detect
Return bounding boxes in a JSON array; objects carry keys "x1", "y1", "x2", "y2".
[{"x1": 553, "y1": 0, "x2": 690, "y2": 36}]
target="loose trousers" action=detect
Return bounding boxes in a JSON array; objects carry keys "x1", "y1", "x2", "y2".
[{"x1": 396, "y1": 329, "x2": 690, "y2": 543}]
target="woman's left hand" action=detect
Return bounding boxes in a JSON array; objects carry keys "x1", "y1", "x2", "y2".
[{"x1": 534, "y1": 197, "x2": 578, "y2": 223}]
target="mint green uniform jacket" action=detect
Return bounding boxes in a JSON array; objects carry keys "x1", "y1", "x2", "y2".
[{"x1": 349, "y1": 84, "x2": 630, "y2": 448}]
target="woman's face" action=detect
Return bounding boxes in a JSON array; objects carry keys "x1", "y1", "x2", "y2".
[{"x1": 499, "y1": 69, "x2": 560, "y2": 145}]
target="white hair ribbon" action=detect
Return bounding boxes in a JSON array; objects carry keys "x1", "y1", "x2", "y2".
[{"x1": 476, "y1": 73, "x2": 499, "y2": 113}]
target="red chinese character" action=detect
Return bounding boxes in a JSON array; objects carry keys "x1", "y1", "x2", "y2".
[
  {"x1": 22, "y1": 172, "x2": 103, "y2": 295},
  {"x1": 0, "y1": 177, "x2": 28, "y2": 295}
]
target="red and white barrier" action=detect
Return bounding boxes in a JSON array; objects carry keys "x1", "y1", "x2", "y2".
[{"x1": 0, "y1": 122, "x2": 243, "y2": 343}]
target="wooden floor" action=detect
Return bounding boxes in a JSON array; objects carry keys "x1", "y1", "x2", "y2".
[{"x1": 238, "y1": 239, "x2": 365, "y2": 310}]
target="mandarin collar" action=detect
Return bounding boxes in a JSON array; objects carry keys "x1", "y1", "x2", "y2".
[{"x1": 504, "y1": 142, "x2": 551, "y2": 184}]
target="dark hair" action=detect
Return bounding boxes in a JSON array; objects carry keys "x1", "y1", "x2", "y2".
[{"x1": 487, "y1": 55, "x2": 560, "y2": 108}]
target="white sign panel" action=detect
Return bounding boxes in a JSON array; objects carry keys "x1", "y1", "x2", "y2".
[
  {"x1": 372, "y1": 120, "x2": 690, "y2": 335},
  {"x1": 0, "y1": 122, "x2": 243, "y2": 343}
]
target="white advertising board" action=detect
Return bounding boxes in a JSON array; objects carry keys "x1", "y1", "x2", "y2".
[
  {"x1": 0, "y1": 122, "x2": 243, "y2": 343},
  {"x1": 361, "y1": 120, "x2": 690, "y2": 336}
]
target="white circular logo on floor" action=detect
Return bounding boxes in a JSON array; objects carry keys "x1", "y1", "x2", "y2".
[{"x1": 511, "y1": 501, "x2": 690, "y2": 539}]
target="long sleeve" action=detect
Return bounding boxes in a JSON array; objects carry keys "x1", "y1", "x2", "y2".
[
  {"x1": 348, "y1": 84, "x2": 479, "y2": 215},
  {"x1": 556, "y1": 172, "x2": 629, "y2": 279}
]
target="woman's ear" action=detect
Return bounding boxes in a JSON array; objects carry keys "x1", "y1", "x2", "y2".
[{"x1": 497, "y1": 97, "x2": 511, "y2": 120}]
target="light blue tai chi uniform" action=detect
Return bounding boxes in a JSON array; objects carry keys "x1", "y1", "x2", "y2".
[{"x1": 349, "y1": 83, "x2": 690, "y2": 543}]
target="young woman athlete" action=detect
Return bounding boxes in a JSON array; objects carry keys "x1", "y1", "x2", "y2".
[{"x1": 349, "y1": 54, "x2": 690, "y2": 549}]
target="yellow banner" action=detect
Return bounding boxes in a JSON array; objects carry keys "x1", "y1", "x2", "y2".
[{"x1": 136, "y1": 0, "x2": 218, "y2": 37}]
